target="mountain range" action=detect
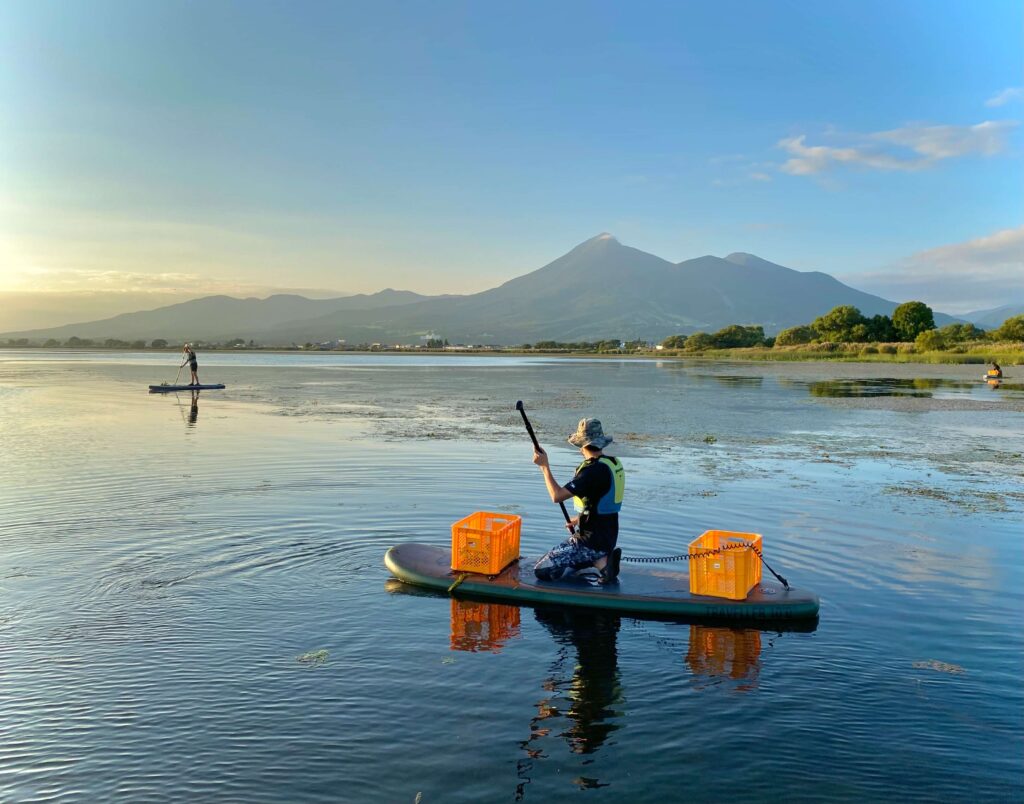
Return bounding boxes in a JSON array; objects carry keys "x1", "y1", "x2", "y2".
[
  {"x1": 4, "y1": 234, "x2": 987, "y2": 345},
  {"x1": 960, "y1": 303, "x2": 1024, "y2": 329}
]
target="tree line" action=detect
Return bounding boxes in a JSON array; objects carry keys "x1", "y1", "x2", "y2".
[
  {"x1": 660, "y1": 302, "x2": 1024, "y2": 351},
  {"x1": 1, "y1": 337, "x2": 258, "y2": 349}
]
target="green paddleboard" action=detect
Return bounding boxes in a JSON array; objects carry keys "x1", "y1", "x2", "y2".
[{"x1": 385, "y1": 543, "x2": 819, "y2": 622}]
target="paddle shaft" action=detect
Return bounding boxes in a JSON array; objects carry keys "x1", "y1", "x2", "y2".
[{"x1": 515, "y1": 401, "x2": 575, "y2": 534}]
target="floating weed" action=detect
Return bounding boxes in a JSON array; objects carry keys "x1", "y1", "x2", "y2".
[
  {"x1": 913, "y1": 660, "x2": 966, "y2": 675},
  {"x1": 884, "y1": 484, "x2": 1011, "y2": 514},
  {"x1": 621, "y1": 431, "x2": 658, "y2": 444},
  {"x1": 296, "y1": 649, "x2": 329, "y2": 666}
]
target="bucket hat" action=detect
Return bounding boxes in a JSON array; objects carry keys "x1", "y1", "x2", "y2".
[{"x1": 567, "y1": 418, "x2": 613, "y2": 449}]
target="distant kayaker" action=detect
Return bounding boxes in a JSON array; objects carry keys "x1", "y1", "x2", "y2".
[
  {"x1": 991, "y1": 362, "x2": 1002, "y2": 378},
  {"x1": 183, "y1": 344, "x2": 199, "y2": 386},
  {"x1": 532, "y1": 418, "x2": 625, "y2": 584}
]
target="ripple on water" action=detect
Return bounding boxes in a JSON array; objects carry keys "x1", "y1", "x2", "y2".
[{"x1": 0, "y1": 353, "x2": 1021, "y2": 802}]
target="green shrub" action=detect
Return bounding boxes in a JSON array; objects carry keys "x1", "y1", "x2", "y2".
[
  {"x1": 710, "y1": 324, "x2": 767, "y2": 348},
  {"x1": 812, "y1": 306, "x2": 868, "y2": 342},
  {"x1": 993, "y1": 315, "x2": 1024, "y2": 342},
  {"x1": 775, "y1": 325, "x2": 815, "y2": 346},
  {"x1": 685, "y1": 332, "x2": 715, "y2": 350},
  {"x1": 939, "y1": 322, "x2": 985, "y2": 343},
  {"x1": 915, "y1": 330, "x2": 946, "y2": 351}
]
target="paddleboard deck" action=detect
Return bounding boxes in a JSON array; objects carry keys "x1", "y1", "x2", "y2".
[
  {"x1": 149, "y1": 384, "x2": 226, "y2": 392},
  {"x1": 385, "y1": 543, "x2": 820, "y2": 622}
]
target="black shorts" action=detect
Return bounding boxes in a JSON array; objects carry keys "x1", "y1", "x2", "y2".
[{"x1": 189, "y1": 362, "x2": 198, "y2": 371}]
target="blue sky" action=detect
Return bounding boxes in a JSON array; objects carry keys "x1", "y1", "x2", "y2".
[{"x1": 0, "y1": 0, "x2": 1020, "y2": 317}]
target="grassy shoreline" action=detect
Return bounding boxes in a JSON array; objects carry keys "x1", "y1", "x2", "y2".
[
  {"x1": 3, "y1": 343, "x2": 1022, "y2": 365},
  {"x1": 656, "y1": 343, "x2": 1024, "y2": 364}
]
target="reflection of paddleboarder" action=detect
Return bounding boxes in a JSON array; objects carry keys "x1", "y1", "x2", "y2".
[
  {"x1": 182, "y1": 344, "x2": 199, "y2": 386},
  {"x1": 516, "y1": 608, "x2": 621, "y2": 799},
  {"x1": 189, "y1": 390, "x2": 199, "y2": 425}
]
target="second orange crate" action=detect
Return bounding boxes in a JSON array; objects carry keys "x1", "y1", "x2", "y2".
[
  {"x1": 688, "y1": 530, "x2": 762, "y2": 600},
  {"x1": 451, "y1": 511, "x2": 521, "y2": 574}
]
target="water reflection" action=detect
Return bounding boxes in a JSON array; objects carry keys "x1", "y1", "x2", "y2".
[
  {"x1": 385, "y1": 583, "x2": 819, "y2": 798},
  {"x1": 516, "y1": 607, "x2": 622, "y2": 798},
  {"x1": 188, "y1": 390, "x2": 199, "y2": 427},
  {"x1": 807, "y1": 377, "x2": 970, "y2": 398},
  {"x1": 707, "y1": 375, "x2": 764, "y2": 388},
  {"x1": 449, "y1": 598, "x2": 520, "y2": 653},
  {"x1": 685, "y1": 625, "x2": 763, "y2": 692}
]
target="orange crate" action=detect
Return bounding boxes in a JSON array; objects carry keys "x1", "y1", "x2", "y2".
[
  {"x1": 450, "y1": 599, "x2": 521, "y2": 653},
  {"x1": 451, "y1": 511, "x2": 522, "y2": 574},
  {"x1": 688, "y1": 530, "x2": 762, "y2": 600}
]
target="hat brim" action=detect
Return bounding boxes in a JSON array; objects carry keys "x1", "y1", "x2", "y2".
[{"x1": 567, "y1": 434, "x2": 613, "y2": 449}]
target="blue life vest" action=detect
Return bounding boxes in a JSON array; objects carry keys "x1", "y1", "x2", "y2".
[{"x1": 572, "y1": 456, "x2": 625, "y2": 515}]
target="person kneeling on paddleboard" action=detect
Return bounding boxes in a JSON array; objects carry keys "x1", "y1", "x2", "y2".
[
  {"x1": 183, "y1": 344, "x2": 199, "y2": 386},
  {"x1": 532, "y1": 418, "x2": 625, "y2": 585}
]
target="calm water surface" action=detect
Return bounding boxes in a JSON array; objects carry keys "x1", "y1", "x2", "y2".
[{"x1": 1, "y1": 351, "x2": 1021, "y2": 802}]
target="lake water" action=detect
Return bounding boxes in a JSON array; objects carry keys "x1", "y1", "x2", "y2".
[{"x1": 1, "y1": 350, "x2": 1021, "y2": 803}]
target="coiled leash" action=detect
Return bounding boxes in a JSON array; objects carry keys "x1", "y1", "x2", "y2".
[{"x1": 623, "y1": 541, "x2": 790, "y2": 590}]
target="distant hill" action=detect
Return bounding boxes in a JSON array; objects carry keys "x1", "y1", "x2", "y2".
[
  {"x1": 3, "y1": 289, "x2": 432, "y2": 343},
  {"x1": 3, "y1": 235, "x2": 963, "y2": 344},
  {"x1": 961, "y1": 303, "x2": 1024, "y2": 329},
  {"x1": 253, "y1": 234, "x2": 958, "y2": 343}
]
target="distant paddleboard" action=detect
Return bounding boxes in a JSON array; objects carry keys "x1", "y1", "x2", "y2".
[
  {"x1": 385, "y1": 543, "x2": 819, "y2": 622},
  {"x1": 149, "y1": 383, "x2": 226, "y2": 393}
]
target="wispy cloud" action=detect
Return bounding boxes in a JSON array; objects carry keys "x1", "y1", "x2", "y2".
[
  {"x1": 779, "y1": 136, "x2": 910, "y2": 174},
  {"x1": 985, "y1": 87, "x2": 1024, "y2": 107},
  {"x1": 840, "y1": 225, "x2": 1024, "y2": 313},
  {"x1": 6, "y1": 266, "x2": 345, "y2": 298},
  {"x1": 875, "y1": 121, "x2": 1012, "y2": 160},
  {"x1": 779, "y1": 121, "x2": 1016, "y2": 175}
]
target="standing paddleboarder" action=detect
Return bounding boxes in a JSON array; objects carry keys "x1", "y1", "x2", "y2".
[
  {"x1": 532, "y1": 418, "x2": 625, "y2": 584},
  {"x1": 183, "y1": 344, "x2": 199, "y2": 386}
]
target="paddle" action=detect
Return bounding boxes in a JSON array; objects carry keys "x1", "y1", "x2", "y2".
[
  {"x1": 172, "y1": 361, "x2": 186, "y2": 386},
  {"x1": 515, "y1": 400, "x2": 575, "y2": 535}
]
